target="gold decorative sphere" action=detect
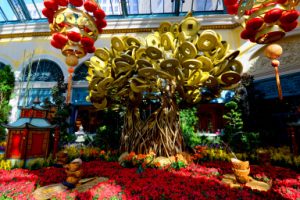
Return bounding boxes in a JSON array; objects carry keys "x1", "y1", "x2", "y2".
[
  {"x1": 264, "y1": 43, "x2": 283, "y2": 59},
  {"x1": 66, "y1": 54, "x2": 79, "y2": 67}
]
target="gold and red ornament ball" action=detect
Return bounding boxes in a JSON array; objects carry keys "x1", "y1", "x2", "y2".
[
  {"x1": 224, "y1": 0, "x2": 299, "y2": 44},
  {"x1": 42, "y1": 0, "x2": 107, "y2": 70}
]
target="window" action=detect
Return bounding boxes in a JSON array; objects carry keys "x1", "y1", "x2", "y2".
[
  {"x1": 73, "y1": 62, "x2": 88, "y2": 81},
  {"x1": 21, "y1": 60, "x2": 64, "y2": 82}
]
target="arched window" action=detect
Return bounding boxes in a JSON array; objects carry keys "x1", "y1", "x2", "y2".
[
  {"x1": 73, "y1": 62, "x2": 88, "y2": 81},
  {"x1": 22, "y1": 60, "x2": 64, "y2": 82}
]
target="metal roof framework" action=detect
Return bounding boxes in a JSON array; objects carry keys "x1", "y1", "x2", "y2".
[{"x1": 0, "y1": 0, "x2": 226, "y2": 25}]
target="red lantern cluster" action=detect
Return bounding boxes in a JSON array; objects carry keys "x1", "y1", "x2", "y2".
[
  {"x1": 43, "y1": 0, "x2": 107, "y2": 67},
  {"x1": 224, "y1": 0, "x2": 299, "y2": 44}
]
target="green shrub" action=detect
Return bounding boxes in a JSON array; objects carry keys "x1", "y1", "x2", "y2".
[{"x1": 180, "y1": 107, "x2": 200, "y2": 148}]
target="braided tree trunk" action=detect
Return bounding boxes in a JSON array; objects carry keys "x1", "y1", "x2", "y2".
[{"x1": 120, "y1": 82, "x2": 184, "y2": 157}]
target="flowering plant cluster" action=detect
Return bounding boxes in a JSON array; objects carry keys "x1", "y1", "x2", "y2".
[
  {"x1": 62, "y1": 145, "x2": 119, "y2": 162},
  {"x1": 0, "y1": 160, "x2": 300, "y2": 199}
]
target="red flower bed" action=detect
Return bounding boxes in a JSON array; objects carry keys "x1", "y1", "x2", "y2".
[{"x1": 0, "y1": 161, "x2": 299, "y2": 199}]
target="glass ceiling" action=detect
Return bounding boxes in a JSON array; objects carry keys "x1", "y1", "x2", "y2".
[{"x1": 0, "y1": 0, "x2": 225, "y2": 25}]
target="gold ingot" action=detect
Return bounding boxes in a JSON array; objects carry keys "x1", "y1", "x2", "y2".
[
  {"x1": 55, "y1": 13, "x2": 65, "y2": 24},
  {"x1": 137, "y1": 59, "x2": 153, "y2": 69},
  {"x1": 121, "y1": 54, "x2": 135, "y2": 65},
  {"x1": 215, "y1": 41, "x2": 229, "y2": 61},
  {"x1": 197, "y1": 30, "x2": 219, "y2": 51},
  {"x1": 77, "y1": 16, "x2": 88, "y2": 27},
  {"x1": 180, "y1": 17, "x2": 200, "y2": 36},
  {"x1": 125, "y1": 36, "x2": 141, "y2": 48},
  {"x1": 170, "y1": 23, "x2": 179, "y2": 37},
  {"x1": 62, "y1": 44, "x2": 86, "y2": 58},
  {"x1": 95, "y1": 48, "x2": 110, "y2": 61},
  {"x1": 93, "y1": 98, "x2": 107, "y2": 110},
  {"x1": 146, "y1": 34, "x2": 160, "y2": 47},
  {"x1": 156, "y1": 70, "x2": 173, "y2": 80},
  {"x1": 226, "y1": 60, "x2": 243, "y2": 74},
  {"x1": 178, "y1": 32, "x2": 188, "y2": 45},
  {"x1": 138, "y1": 67, "x2": 158, "y2": 78},
  {"x1": 65, "y1": 13, "x2": 76, "y2": 24},
  {"x1": 115, "y1": 61, "x2": 132, "y2": 76},
  {"x1": 113, "y1": 70, "x2": 132, "y2": 86},
  {"x1": 98, "y1": 77, "x2": 114, "y2": 88},
  {"x1": 205, "y1": 75, "x2": 219, "y2": 88},
  {"x1": 196, "y1": 56, "x2": 213, "y2": 72},
  {"x1": 161, "y1": 32, "x2": 175, "y2": 51},
  {"x1": 224, "y1": 50, "x2": 240, "y2": 61},
  {"x1": 182, "y1": 59, "x2": 202, "y2": 70},
  {"x1": 146, "y1": 46, "x2": 163, "y2": 60},
  {"x1": 159, "y1": 21, "x2": 172, "y2": 34},
  {"x1": 179, "y1": 41, "x2": 197, "y2": 59},
  {"x1": 135, "y1": 48, "x2": 147, "y2": 59},
  {"x1": 111, "y1": 36, "x2": 126, "y2": 52},
  {"x1": 160, "y1": 59, "x2": 180, "y2": 71},
  {"x1": 218, "y1": 71, "x2": 241, "y2": 85},
  {"x1": 255, "y1": 25, "x2": 285, "y2": 44},
  {"x1": 90, "y1": 56, "x2": 106, "y2": 68},
  {"x1": 210, "y1": 59, "x2": 229, "y2": 76}
]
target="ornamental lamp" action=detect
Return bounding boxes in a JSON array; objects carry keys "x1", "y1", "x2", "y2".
[{"x1": 43, "y1": 0, "x2": 107, "y2": 104}]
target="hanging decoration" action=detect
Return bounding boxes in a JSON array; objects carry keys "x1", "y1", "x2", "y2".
[
  {"x1": 224, "y1": 0, "x2": 299, "y2": 44},
  {"x1": 264, "y1": 43, "x2": 283, "y2": 100},
  {"x1": 85, "y1": 13, "x2": 243, "y2": 156},
  {"x1": 43, "y1": 0, "x2": 107, "y2": 103}
]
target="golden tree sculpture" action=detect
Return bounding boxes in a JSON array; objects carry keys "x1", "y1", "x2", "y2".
[{"x1": 85, "y1": 13, "x2": 243, "y2": 157}]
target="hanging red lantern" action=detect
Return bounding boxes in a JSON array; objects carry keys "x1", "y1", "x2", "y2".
[
  {"x1": 53, "y1": 33, "x2": 68, "y2": 45},
  {"x1": 86, "y1": 46, "x2": 96, "y2": 53},
  {"x1": 264, "y1": 8, "x2": 284, "y2": 23},
  {"x1": 67, "y1": 31, "x2": 82, "y2": 42},
  {"x1": 58, "y1": 0, "x2": 69, "y2": 6},
  {"x1": 280, "y1": 20, "x2": 298, "y2": 32},
  {"x1": 224, "y1": 0, "x2": 238, "y2": 6},
  {"x1": 93, "y1": 8, "x2": 106, "y2": 20},
  {"x1": 69, "y1": 0, "x2": 83, "y2": 7},
  {"x1": 81, "y1": 37, "x2": 95, "y2": 47},
  {"x1": 44, "y1": 0, "x2": 107, "y2": 104},
  {"x1": 84, "y1": 0, "x2": 98, "y2": 12},
  {"x1": 96, "y1": 19, "x2": 107, "y2": 28},
  {"x1": 226, "y1": 4, "x2": 239, "y2": 15},
  {"x1": 240, "y1": 29, "x2": 256, "y2": 40},
  {"x1": 51, "y1": 39, "x2": 64, "y2": 49},
  {"x1": 44, "y1": 0, "x2": 58, "y2": 11},
  {"x1": 246, "y1": 17, "x2": 264, "y2": 31},
  {"x1": 224, "y1": 0, "x2": 299, "y2": 44},
  {"x1": 279, "y1": 10, "x2": 299, "y2": 24},
  {"x1": 42, "y1": 8, "x2": 54, "y2": 18}
]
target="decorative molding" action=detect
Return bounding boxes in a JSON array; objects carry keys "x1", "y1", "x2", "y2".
[
  {"x1": 0, "y1": 24, "x2": 240, "y2": 39},
  {"x1": 0, "y1": 14, "x2": 239, "y2": 38}
]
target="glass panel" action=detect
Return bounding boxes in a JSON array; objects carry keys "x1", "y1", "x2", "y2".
[
  {"x1": 22, "y1": 60, "x2": 64, "y2": 82},
  {"x1": 0, "y1": 0, "x2": 18, "y2": 21},
  {"x1": 0, "y1": 12, "x2": 5, "y2": 22},
  {"x1": 73, "y1": 62, "x2": 88, "y2": 81},
  {"x1": 98, "y1": 0, "x2": 122, "y2": 15},
  {"x1": 127, "y1": 0, "x2": 174, "y2": 14},
  {"x1": 18, "y1": 88, "x2": 53, "y2": 107},
  {"x1": 24, "y1": 0, "x2": 43, "y2": 19},
  {"x1": 181, "y1": 0, "x2": 224, "y2": 12}
]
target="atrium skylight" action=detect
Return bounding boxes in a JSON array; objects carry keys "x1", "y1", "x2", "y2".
[{"x1": 0, "y1": 0, "x2": 225, "y2": 24}]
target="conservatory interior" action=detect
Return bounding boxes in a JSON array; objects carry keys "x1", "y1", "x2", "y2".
[{"x1": 0, "y1": 0, "x2": 300, "y2": 199}]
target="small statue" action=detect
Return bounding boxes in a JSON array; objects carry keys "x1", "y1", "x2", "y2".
[
  {"x1": 54, "y1": 151, "x2": 68, "y2": 167},
  {"x1": 62, "y1": 158, "x2": 83, "y2": 189}
]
